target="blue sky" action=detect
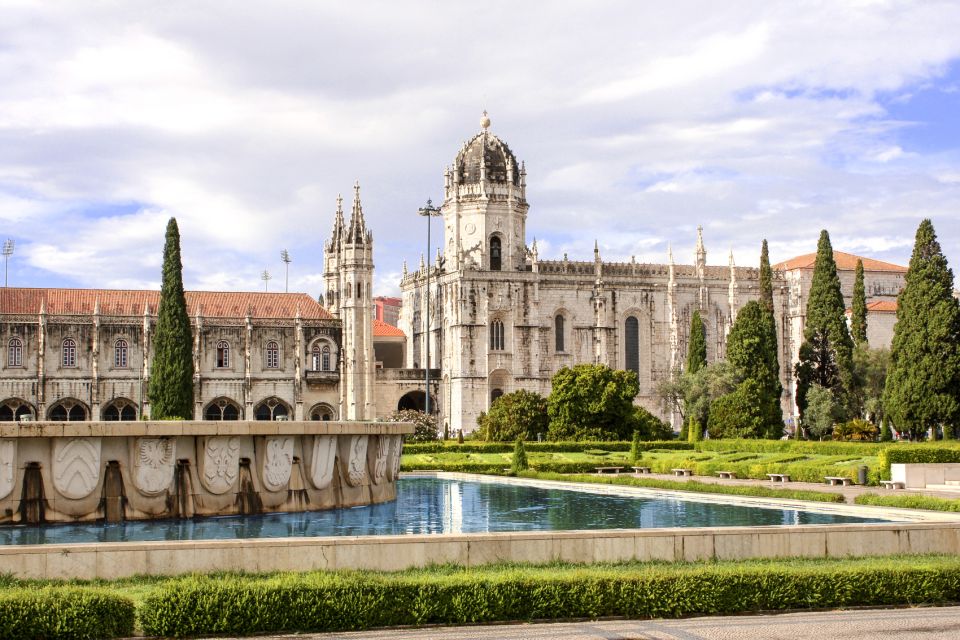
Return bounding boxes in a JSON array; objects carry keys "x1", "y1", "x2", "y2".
[{"x1": 1, "y1": 1, "x2": 959, "y2": 298}]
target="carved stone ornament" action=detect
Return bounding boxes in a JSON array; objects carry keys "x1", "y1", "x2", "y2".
[
  {"x1": 344, "y1": 435, "x2": 368, "y2": 487},
  {"x1": 310, "y1": 435, "x2": 337, "y2": 490},
  {"x1": 199, "y1": 436, "x2": 240, "y2": 494},
  {"x1": 52, "y1": 437, "x2": 101, "y2": 499},
  {"x1": 370, "y1": 435, "x2": 390, "y2": 485},
  {"x1": 0, "y1": 439, "x2": 15, "y2": 500},
  {"x1": 387, "y1": 435, "x2": 403, "y2": 482},
  {"x1": 261, "y1": 436, "x2": 294, "y2": 491},
  {"x1": 132, "y1": 437, "x2": 176, "y2": 496}
]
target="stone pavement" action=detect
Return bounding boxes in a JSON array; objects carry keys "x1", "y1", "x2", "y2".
[{"x1": 243, "y1": 606, "x2": 960, "y2": 639}]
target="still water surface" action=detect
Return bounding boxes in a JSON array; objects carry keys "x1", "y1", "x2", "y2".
[{"x1": 0, "y1": 477, "x2": 890, "y2": 545}]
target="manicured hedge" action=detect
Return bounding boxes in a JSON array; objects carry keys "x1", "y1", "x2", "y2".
[
  {"x1": 403, "y1": 441, "x2": 691, "y2": 455},
  {"x1": 877, "y1": 446, "x2": 960, "y2": 478},
  {"x1": 401, "y1": 461, "x2": 610, "y2": 474},
  {"x1": 139, "y1": 557, "x2": 960, "y2": 636},
  {"x1": 695, "y1": 439, "x2": 885, "y2": 456},
  {"x1": 0, "y1": 587, "x2": 135, "y2": 640},
  {"x1": 855, "y1": 492, "x2": 960, "y2": 512}
]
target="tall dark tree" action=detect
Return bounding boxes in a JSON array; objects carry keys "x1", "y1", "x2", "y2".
[
  {"x1": 686, "y1": 310, "x2": 707, "y2": 374},
  {"x1": 795, "y1": 230, "x2": 854, "y2": 420},
  {"x1": 758, "y1": 239, "x2": 781, "y2": 386},
  {"x1": 149, "y1": 218, "x2": 195, "y2": 419},
  {"x1": 851, "y1": 258, "x2": 868, "y2": 346},
  {"x1": 725, "y1": 301, "x2": 783, "y2": 438},
  {"x1": 884, "y1": 219, "x2": 960, "y2": 440}
]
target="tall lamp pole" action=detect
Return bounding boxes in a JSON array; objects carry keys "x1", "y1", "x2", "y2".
[
  {"x1": 418, "y1": 199, "x2": 442, "y2": 416},
  {"x1": 2, "y1": 239, "x2": 14, "y2": 287}
]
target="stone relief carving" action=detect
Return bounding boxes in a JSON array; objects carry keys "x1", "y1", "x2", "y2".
[
  {"x1": 344, "y1": 435, "x2": 368, "y2": 487},
  {"x1": 199, "y1": 436, "x2": 240, "y2": 494},
  {"x1": 0, "y1": 439, "x2": 15, "y2": 500},
  {"x1": 370, "y1": 435, "x2": 389, "y2": 485},
  {"x1": 132, "y1": 437, "x2": 176, "y2": 496},
  {"x1": 53, "y1": 437, "x2": 101, "y2": 499},
  {"x1": 310, "y1": 435, "x2": 337, "y2": 490},
  {"x1": 261, "y1": 436, "x2": 294, "y2": 491},
  {"x1": 387, "y1": 435, "x2": 403, "y2": 482}
]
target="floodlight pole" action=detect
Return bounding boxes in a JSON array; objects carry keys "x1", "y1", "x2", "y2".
[
  {"x1": 261, "y1": 270, "x2": 272, "y2": 291},
  {"x1": 418, "y1": 199, "x2": 442, "y2": 417},
  {"x1": 2, "y1": 239, "x2": 14, "y2": 287},
  {"x1": 280, "y1": 250, "x2": 292, "y2": 293}
]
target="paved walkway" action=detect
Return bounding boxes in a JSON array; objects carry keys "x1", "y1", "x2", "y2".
[
  {"x1": 243, "y1": 606, "x2": 960, "y2": 639},
  {"x1": 622, "y1": 470, "x2": 960, "y2": 503}
]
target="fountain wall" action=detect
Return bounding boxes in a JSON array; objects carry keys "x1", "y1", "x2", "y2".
[{"x1": 0, "y1": 420, "x2": 412, "y2": 524}]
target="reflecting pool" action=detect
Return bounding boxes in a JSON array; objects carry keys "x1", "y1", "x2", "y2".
[{"x1": 0, "y1": 476, "x2": 893, "y2": 545}]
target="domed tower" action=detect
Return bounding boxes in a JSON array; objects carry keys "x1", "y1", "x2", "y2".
[{"x1": 442, "y1": 112, "x2": 529, "y2": 272}]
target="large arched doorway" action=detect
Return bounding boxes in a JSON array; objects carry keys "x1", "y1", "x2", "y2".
[{"x1": 397, "y1": 390, "x2": 434, "y2": 412}]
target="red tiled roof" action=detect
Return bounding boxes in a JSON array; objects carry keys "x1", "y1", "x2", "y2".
[
  {"x1": 846, "y1": 299, "x2": 898, "y2": 314},
  {"x1": 0, "y1": 288, "x2": 332, "y2": 319},
  {"x1": 774, "y1": 251, "x2": 907, "y2": 273},
  {"x1": 373, "y1": 318, "x2": 405, "y2": 337}
]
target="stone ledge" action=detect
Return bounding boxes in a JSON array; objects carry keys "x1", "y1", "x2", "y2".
[{"x1": 3, "y1": 420, "x2": 414, "y2": 438}]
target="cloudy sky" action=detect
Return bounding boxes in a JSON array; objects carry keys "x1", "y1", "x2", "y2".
[{"x1": 1, "y1": 1, "x2": 959, "y2": 299}]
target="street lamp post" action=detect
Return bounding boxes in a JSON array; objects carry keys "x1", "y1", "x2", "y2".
[{"x1": 418, "y1": 199, "x2": 442, "y2": 417}]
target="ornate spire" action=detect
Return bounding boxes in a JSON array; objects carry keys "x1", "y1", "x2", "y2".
[
  {"x1": 695, "y1": 225, "x2": 706, "y2": 274},
  {"x1": 402, "y1": 259, "x2": 408, "y2": 277},
  {"x1": 728, "y1": 247, "x2": 739, "y2": 324},
  {"x1": 480, "y1": 110, "x2": 490, "y2": 131},
  {"x1": 347, "y1": 181, "x2": 367, "y2": 244}
]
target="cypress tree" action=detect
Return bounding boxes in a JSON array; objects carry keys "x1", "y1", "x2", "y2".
[
  {"x1": 149, "y1": 218, "x2": 195, "y2": 419},
  {"x1": 879, "y1": 415, "x2": 893, "y2": 442},
  {"x1": 686, "y1": 310, "x2": 707, "y2": 374},
  {"x1": 851, "y1": 259, "x2": 868, "y2": 346},
  {"x1": 511, "y1": 438, "x2": 529, "y2": 473},
  {"x1": 758, "y1": 239, "x2": 781, "y2": 387},
  {"x1": 884, "y1": 219, "x2": 960, "y2": 440},
  {"x1": 795, "y1": 230, "x2": 854, "y2": 420}
]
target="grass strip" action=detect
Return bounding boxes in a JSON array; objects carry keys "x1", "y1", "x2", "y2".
[
  {"x1": 855, "y1": 492, "x2": 960, "y2": 512},
  {"x1": 517, "y1": 471, "x2": 846, "y2": 503},
  {"x1": 133, "y1": 555, "x2": 960, "y2": 636}
]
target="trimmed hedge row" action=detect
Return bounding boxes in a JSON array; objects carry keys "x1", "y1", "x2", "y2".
[
  {"x1": 855, "y1": 492, "x2": 960, "y2": 512},
  {"x1": 631, "y1": 455, "x2": 868, "y2": 484},
  {"x1": 878, "y1": 446, "x2": 960, "y2": 478},
  {"x1": 138, "y1": 558, "x2": 960, "y2": 636},
  {"x1": 401, "y1": 461, "x2": 608, "y2": 474},
  {"x1": 695, "y1": 439, "x2": 886, "y2": 456},
  {"x1": 0, "y1": 587, "x2": 135, "y2": 640},
  {"x1": 403, "y1": 440, "x2": 691, "y2": 454}
]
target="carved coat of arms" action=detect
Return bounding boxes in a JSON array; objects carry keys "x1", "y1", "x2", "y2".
[
  {"x1": 370, "y1": 436, "x2": 389, "y2": 485},
  {"x1": 53, "y1": 437, "x2": 101, "y2": 499},
  {"x1": 199, "y1": 436, "x2": 240, "y2": 494},
  {"x1": 132, "y1": 438, "x2": 176, "y2": 495},
  {"x1": 309, "y1": 435, "x2": 337, "y2": 490},
  {"x1": 260, "y1": 437, "x2": 294, "y2": 491},
  {"x1": 0, "y1": 439, "x2": 15, "y2": 500},
  {"x1": 387, "y1": 435, "x2": 403, "y2": 482},
  {"x1": 344, "y1": 435, "x2": 368, "y2": 487}
]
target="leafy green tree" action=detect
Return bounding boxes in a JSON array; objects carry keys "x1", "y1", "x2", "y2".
[
  {"x1": 707, "y1": 378, "x2": 781, "y2": 439},
  {"x1": 149, "y1": 218, "x2": 195, "y2": 419},
  {"x1": 683, "y1": 361, "x2": 739, "y2": 429},
  {"x1": 851, "y1": 346, "x2": 889, "y2": 423},
  {"x1": 795, "y1": 230, "x2": 854, "y2": 420},
  {"x1": 884, "y1": 219, "x2": 960, "y2": 440},
  {"x1": 511, "y1": 438, "x2": 529, "y2": 473},
  {"x1": 686, "y1": 310, "x2": 707, "y2": 374},
  {"x1": 832, "y1": 418, "x2": 878, "y2": 441},
  {"x1": 547, "y1": 364, "x2": 641, "y2": 441},
  {"x1": 635, "y1": 405, "x2": 673, "y2": 440},
  {"x1": 391, "y1": 409, "x2": 438, "y2": 442},
  {"x1": 725, "y1": 301, "x2": 783, "y2": 438},
  {"x1": 803, "y1": 384, "x2": 842, "y2": 440},
  {"x1": 480, "y1": 390, "x2": 549, "y2": 441},
  {"x1": 850, "y1": 259, "x2": 868, "y2": 346}
]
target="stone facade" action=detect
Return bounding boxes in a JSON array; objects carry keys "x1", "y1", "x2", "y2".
[{"x1": 398, "y1": 114, "x2": 908, "y2": 433}]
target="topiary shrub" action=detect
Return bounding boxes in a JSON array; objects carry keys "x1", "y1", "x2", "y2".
[
  {"x1": 511, "y1": 438, "x2": 529, "y2": 473},
  {"x1": 0, "y1": 587, "x2": 135, "y2": 640}
]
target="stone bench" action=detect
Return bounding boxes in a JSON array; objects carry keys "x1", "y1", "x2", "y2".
[
  {"x1": 595, "y1": 466, "x2": 624, "y2": 475},
  {"x1": 766, "y1": 473, "x2": 791, "y2": 483},
  {"x1": 672, "y1": 468, "x2": 694, "y2": 477},
  {"x1": 716, "y1": 471, "x2": 736, "y2": 479},
  {"x1": 879, "y1": 480, "x2": 905, "y2": 490},
  {"x1": 825, "y1": 476, "x2": 854, "y2": 486},
  {"x1": 631, "y1": 466, "x2": 652, "y2": 474}
]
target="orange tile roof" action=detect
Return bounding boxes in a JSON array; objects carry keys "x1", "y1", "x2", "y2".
[
  {"x1": 867, "y1": 300, "x2": 898, "y2": 313},
  {"x1": 0, "y1": 288, "x2": 332, "y2": 319},
  {"x1": 373, "y1": 318, "x2": 405, "y2": 337},
  {"x1": 774, "y1": 251, "x2": 907, "y2": 273}
]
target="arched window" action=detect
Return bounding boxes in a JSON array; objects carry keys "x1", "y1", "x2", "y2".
[
  {"x1": 489, "y1": 236, "x2": 502, "y2": 271},
  {"x1": 0, "y1": 398, "x2": 33, "y2": 421},
  {"x1": 265, "y1": 341, "x2": 279, "y2": 369},
  {"x1": 491, "y1": 388, "x2": 504, "y2": 404},
  {"x1": 322, "y1": 345, "x2": 331, "y2": 371},
  {"x1": 114, "y1": 339, "x2": 128, "y2": 368},
  {"x1": 310, "y1": 403, "x2": 336, "y2": 421},
  {"x1": 62, "y1": 338, "x2": 77, "y2": 368},
  {"x1": 7, "y1": 338, "x2": 22, "y2": 367},
  {"x1": 203, "y1": 398, "x2": 241, "y2": 420},
  {"x1": 490, "y1": 319, "x2": 504, "y2": 351},
  {"x1": 555, "y1": 315, "x2": 565, "y2": 352},
  {"x1": 216, "y1": 340, "x2": 230, "y2": 368},
  {"x1": 625, "y1": 316, "x2": 639, "y2": 375},
  {"x1": 254, "y1": 397, "x2": 289, "y2": 421},
  {"x1": 48, "y1": 398, "x2": 88, "y2": 421},
  {"x1": 103, "y1": 398, "x2": 137, "y2": 421}
]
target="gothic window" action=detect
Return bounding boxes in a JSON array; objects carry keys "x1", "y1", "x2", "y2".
[
  {"x1": 0, "y1": 398, "x2": 33, "y2": 421},
  {"x1": 7, "y1": 338, "x2": 22, "y2": 367},
  {"x1": 254, "y1": 397, "x2": 289, "y2": 421},
  {"x1": 555, "y1": 315, "x2": 565, "y2": 352},
  {"x1": 103, "y1": 399, "x2": 137, "y2": 421},
  {"x1": 48, "y1": 399, "x2": 88, "y2": 421},
  {"x1": 265, "y1": 341, "x2": 280, "y2": 369},
  {"x1": 490, "y1": 319, "x2": 505, "y2": 351},
  {"x1": 62, "y1": 338, "x2": 77, "y2": 368},
  {"x1": 322, "y1": 345, "x2": 331, "y2": 371},
  {"x1": 489, "y1": 236, "x2": 502, "y2": 271},
  {"x1": 216, "y1": 340, "x2": 230, "y2": 368},
  {"x1": 625, "y1": 316, "x2": 639, "y2": 375},
  {"x1": 114, "y1": 339, "x2": 128, "y2": 368},
  {"x1": 310, "y1": 403, "x2": 336, "y2": 421},
  {"x1": 203, "y1": 398, "x2": 241, "y2": 420}
]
